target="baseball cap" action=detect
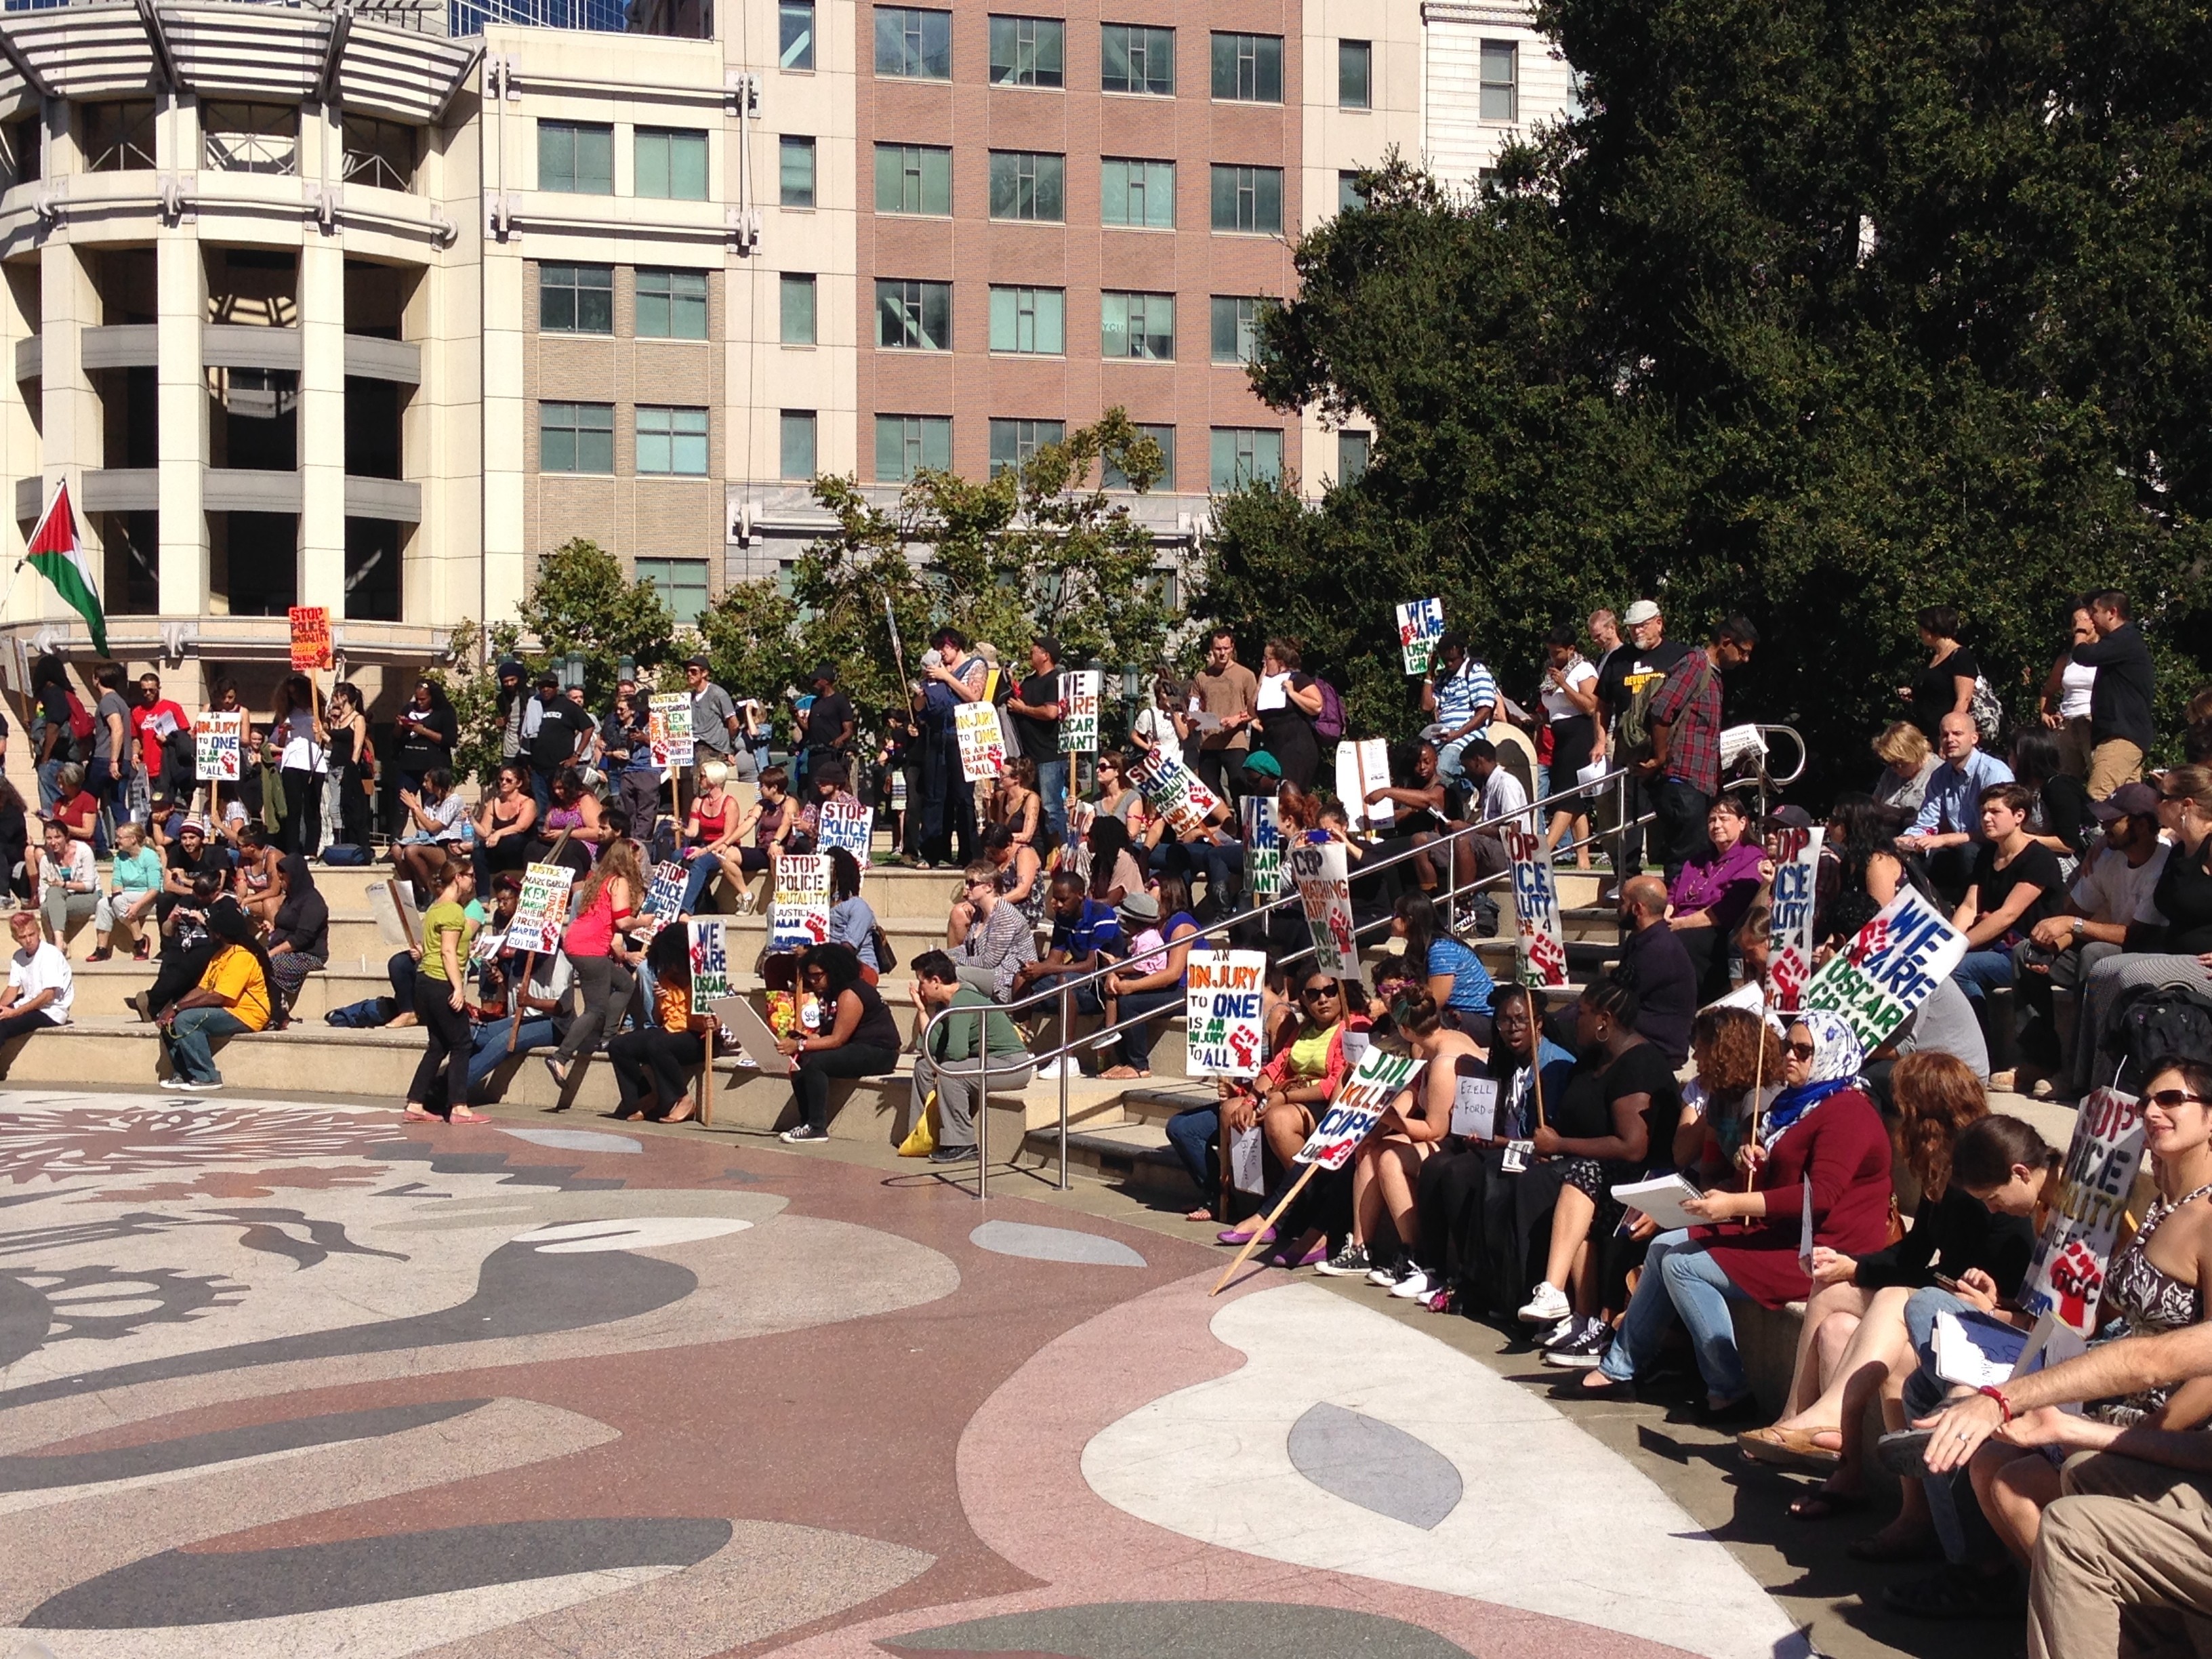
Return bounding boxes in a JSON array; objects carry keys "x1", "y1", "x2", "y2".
[
  {"x1": 2092, "y1": 781, "x2": 2162, "y2": 823},
  {"x1": 1623, "y1": 600, "x2": 1662, "y2": 626},
  {"x1": 1765, "y1": 805, "x2": 1815, "y2": 832},
  {"x1": 684, "y1": 654, "x2": 711, "y2": 672}
]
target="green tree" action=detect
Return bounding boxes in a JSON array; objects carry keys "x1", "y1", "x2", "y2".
[
  {"x1": 516, "y1": 538, "x2": 678, "y2": 705},
  {"x1": 1206, "y1": 0, "x2": 2212, "y2": 788},
  {"x1": 695, "y1": 578, "x2": 808, "y2": 744}
]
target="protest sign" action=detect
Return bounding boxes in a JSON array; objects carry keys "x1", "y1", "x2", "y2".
[
  {"x1": 1242, "y1": 796, "x2": 1283, "y2": 897},
  {"x1": 634, "y1": 861, "x2": 687, "y2": 939},
  {"x1": 1450, "y1": 1069, "x2": 1500, "y2": 1141},
  {"x1": 194, "y1": 711, "x2": 243, "y2": 782},
  {"x1": 1229, "y1": 1126, "x2": 1265, "y2": 1195},
  {"x1": 1767, "y1": 825, "x2": 1824, "y2": 1013},
  {"x1": 2019, "y1": 1086, "x2": 2147, "y2": 1334},
  {"x1": 1058, "y1": 670, "x2": 1101, "y2": 754},
  {"x1": 769, "y1": 853, "x2": 833, "y2": 951},
  {"x1": 1128, "y1": 749, "x2": 1221, "y2": 840},
  {"x1": 506, "y1": 862, "x2": 575, "y2": 956},
  {"x1": 817, "y1": 800, "x2": 874, "y2": 859},
  {"x1": 369, "y1": 878, "x2": 422, "y2": 950},
  {"x1": 1334, "y1": 738, "x2": 1393, "y2": 829},
  {"x1": 1064, "y1": 800, "x2": 1096, "y2": 882},
  {"x1": 689, "y1": 918, "x2": 733, "y2": 1004},
  {"x1": 1298, "y1": 1047, "x2": 1425, "y2": 1170},
  {"x1": 1397, "y1": 598, "x2": 1445, "y2": 676},
  {"x1": 1288, "y1": 840, "x2": 1357, "y2": 977},
  {"x1": 649, "y1": 693, "x2": 695, "y2": 767},
  {"x1": 1185, "y1": 949, "x2": 1267, "y2": 1076},
  {"x1": 1500, "y1": 819, "x2": 1569, "y2": 987},
  {"x1": 954, "y1": 701, "x2": 1006, "y2": 780},
  {"x1": 287, "y1": 605, "x2": 331, "y2": 672},
  {"x1": 1803, "y1": 887, "x2": 1968, "y2": 1053}
]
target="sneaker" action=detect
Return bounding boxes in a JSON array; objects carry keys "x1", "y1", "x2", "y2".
[
  {"x1": 1518, "y1": 1281, "x2": 1571, "y2": 1324},
  {"x1": 779, "y1": 1124, "x2": 827, "y2": 1143},
  {"x1": 1542, "y1": 1317, "x2": 1612, "y2": 1368},
  {"x1": 176, "y1": 1078, "x2": 223, "y2": 1092},
  {"x1": 1390, "y1": 1265, "x2": 1435, "y2": 1300},
  {"x1": 1540, "y1": 1313, "x2": 1580, "y2": 1350},
  {"x1": 927, "y1": 1143, "x2": 976, "y2": 1162},
  {"x1": 157, "y1": 1076, "x2": 189, "y2": 1090},
  {"x1": 1313, "y1": 1241, "x2": 1371, "y2": 1277},
  {"x1": 1035, "y1": 1054, "x2": 1078, "y2": 1080},
  {"x1": 1366, "y1": 1259, "x2": 1406, "y2": 1288}
]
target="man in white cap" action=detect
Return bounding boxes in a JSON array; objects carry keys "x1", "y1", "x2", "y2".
[{"x1": 1594, "y1": 600, "x2": 1689, "y2": 897}]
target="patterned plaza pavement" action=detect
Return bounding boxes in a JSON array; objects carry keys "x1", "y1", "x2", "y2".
[{"x1": 0, "y1": 1088, "x2": 1978, "y2": 1659}]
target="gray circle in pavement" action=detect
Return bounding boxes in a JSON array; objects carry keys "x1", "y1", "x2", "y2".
[
  {"x1": 1287, "y1": 1400, "x2": 1464, "y2": 1530},
  {"x1": 968, "y1": 1219, "x2": 1145, "y2": 1267}
]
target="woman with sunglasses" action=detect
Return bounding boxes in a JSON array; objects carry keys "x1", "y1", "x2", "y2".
[
  {"x1": 1578, "y1": 1010, "x2": 1893, "y2": 1421},
  {"x1": 1957, "y1": 1061, "x2": 2212, "y2": 1585},
  {"x1": 2074, "y1": 765, "x2": 2212, "y2": 1098},
  {"x1": 1216, "y1": 972, "x2": 1368, "y2": 1263}
]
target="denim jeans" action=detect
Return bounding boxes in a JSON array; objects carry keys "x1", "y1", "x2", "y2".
[
  {"x1": 1164, "y1": 1105, "x2": 1221, "y2": 1196},
  {"x1": 163, "y1": 1007, "x2": 249, "y2": 1084},
  {"x1": 678, "y1": 851, "x2": 724, "y2": 915},
  {"x1": 1952, "y1": 947, "x2": 2016, "y2": 1002},
  {"x1": 1896, "y1": 1285, "x2": 2007, "y2": 1565},
  {"x1": 465, "y1": 1015, "x2": 560, "y2": 1099},
  {"x1": 1033, "y1": 757, "x2": 1068, "y2": 841},
  {"x1": 1650, "y1": 778, "x2": 1713, "y2": 888},
  {"x1": 35, "y1": 758, "x2": 61, "y2": 816},
  {"x1": 1599, "y1": 1229, "x2": 1753, "y2": 1399}
]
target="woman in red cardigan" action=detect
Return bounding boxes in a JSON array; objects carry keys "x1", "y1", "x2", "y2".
[{"x1": 1577, "y1": 1010, "x2": 1893, "y2": 1420}]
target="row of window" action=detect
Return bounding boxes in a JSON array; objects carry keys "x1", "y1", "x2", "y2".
[
  {"x1": 844, "y1": 280, "x2": 1267, "y2": 363},
  {"x1": 540, "y1": 121, "x2": 712, "y2": 198},
  {"x1": 867, "y1": 12, "x2": 1388, "y2": 110},
  {"x1": 540, "y1": 265, "x2": 710, "y2": 337},
  {"x1": 868, "y1": 149, "x2": 1286, "y2": 231},
  {"x1": 541, "y1": 403, "x2": 712, "y2": 475}
]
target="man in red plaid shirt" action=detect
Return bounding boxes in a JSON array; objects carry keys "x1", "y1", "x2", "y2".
[{"x1": 1638, "y1": 615, "x2": 1759, "y2": 883}]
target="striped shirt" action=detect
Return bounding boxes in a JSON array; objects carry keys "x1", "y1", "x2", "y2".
[{"x1": 1435, "y1": 659, "x2": 1498, "y2": 729}]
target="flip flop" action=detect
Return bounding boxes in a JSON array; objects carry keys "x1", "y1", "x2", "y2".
[
  {"x1": 1788, "y1": 1486, "x2": 1866, "y2": 1521},
  {"x1": 1876, "y1": 1427, "x2": 1937, "y2": 1477}
]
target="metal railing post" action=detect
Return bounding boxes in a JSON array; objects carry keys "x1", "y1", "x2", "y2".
[
  {"x1": 1058, "y1": 979, "x2": 1071, "y2": 1191},
  {"x1": 977, "y1": 1026, "x2": 989, "y2": 1202}
]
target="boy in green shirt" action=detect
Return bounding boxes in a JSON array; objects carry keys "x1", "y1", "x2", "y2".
[{"x1": 908, "y1": 948, "x2": 1033, "y2": 1162}]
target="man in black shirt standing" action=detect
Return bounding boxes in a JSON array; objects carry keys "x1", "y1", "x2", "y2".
[
  {"x1": 1594, "y1": 600, "x2": 1691, "y2": 896},
  {"x1": 2072, "y1": 588, "x2": 2155, "y2": 800},
  {"x1": 1006, "y1": 634, "x2": 1067, "y2": 840},
  {"x1": 525, "y1": 673, "x2": 594, "y2": 813},
  {"x1": 797, "y1": 663, "x2": 856, "y2": 789}
]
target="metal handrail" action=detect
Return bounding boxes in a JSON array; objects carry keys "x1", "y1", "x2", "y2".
[{"x1": 918, "y1": 762, "x2": 1656, "y2": 1201}]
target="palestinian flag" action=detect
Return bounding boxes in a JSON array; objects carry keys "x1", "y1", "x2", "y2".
[{"x1": 23, "y1": 480, "x2": 106, "y2": 656}]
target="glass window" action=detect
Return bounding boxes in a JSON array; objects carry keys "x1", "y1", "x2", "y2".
[
  {"x1": 876, "y1": 279, "x2": 952, "y2": 350},
  {"x1": 988, "y1": 150, "x2": 1064, "y2": 221},
  {"x1": 540, "y1": 401, "x2": 614, "y2": 474},
  {"x1": 1209, "y1": 426, "x2": 1282, "y2": 489},
  {"x1": 1210, "y1": 165, "x2": 1282, "y2": 234},
  {"x1": 874, "y1": 144, "x2": 953, "y2": 214},
  {"x1": 202, "y1": 103, "x2": 297, "y2": 176},
  {"x1": 990, "y1": 16, "x2": 1065, "y2": 86},
  {"x1": 341, "y1": 116, "x2": 415, "y2": 192},
  {"x1": 988, "y1": 286, "x2": 1065, "y2": 354},
  {"x1": 781, "y1": 410, "x2": 818, "y2": 479},
  {"x1": 540, "y1": 264, "x2": 615, "y2": 334},
  {"x1": 1210, "y1": 295, "x2": 1263, "y2": 363},
  {"x1": 1101, "y1": 291, "x2": 1174, "y2": 360},
  {"x1": 81, "y1": 101, "x2": 155, "y2": 173},
  {"x1": 1338, "y1": 169, "x2": 1367, "y2": 213},
  {"x1": 780, "y1": 136, "x2": 817, "y2": 206},
  {"x1": 1338, "y1": 40, "x2": 1372, "y2": 108},
  {"x1": 1099, "y1": 157, "x2": 1174, "y2": 228},
  {"x1": 635, "y1": 127, "x2": 709, "y2": 199},
  {"x1": 1209, "y1": 33, "x2": 1282, "y2": 102},
  {"x1": 779, "y1": 0, "x2": 815, "y2": 68},
  {"x1": 1480, "y1": 39, "x2": 1518, "y2": 121},
  {"x1": 1101, "y1": 24, "x2": 1174, "y2": 94},
  {"x1": 989, "y1": 419, "x2": 1065, "y2": 476},
  {"x1": 635, "y1": 557, "x2": 710, "y2": 623},
  {"x1": 636, "y1": 268, "x2": 710, "y2": 339},
  {"x1": 876, "y1": 414, "x2": 952, "y2": 480},
  {"x1": 538, "y1": 120, "x2": 613, "y2": 193},
  {"x1": 875, "y1": 7, "x2": 952, "y2": 78},
  {"x1": 780, "y1": 272, "x2": 817, "y2": 344},
  {"x1": 1338, "y1": 429, "x2": 1370, "y2": 483},
  {"x1": 1103, "y1": 424, "x2": 1174, "y2": 490},
  {"x1": 637, "y1": 406, "x2": 710, "y2": 476}
]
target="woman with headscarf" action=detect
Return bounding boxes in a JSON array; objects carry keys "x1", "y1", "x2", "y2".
[
  {"x1": 265, "y1": 853, "x2": 329, "y2": 1020},
  {"x1": 1578, "y1": 1011, "x2": 1893, "y2": 1420}
]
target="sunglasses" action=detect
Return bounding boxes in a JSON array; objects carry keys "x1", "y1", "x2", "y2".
[
  {"x1": 1301, "y1": 985, "x2": 1340, "y2": 1000},
  {"x1": 2148, "y1": 1089, "x2": 2208, "y2": 1111},
  {"x1": 1784, "y1": 1040, "x2": 1819, "y2": 1060}
]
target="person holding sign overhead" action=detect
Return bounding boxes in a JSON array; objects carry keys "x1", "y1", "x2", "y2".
[{"x1": 1580, "y1": 1011, "x2": 1892, "y2": 1420}]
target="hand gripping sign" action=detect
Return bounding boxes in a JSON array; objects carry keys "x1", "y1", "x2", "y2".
[{"x1": 1397, "y1": 598, "x2": 1444, "y2": 676}]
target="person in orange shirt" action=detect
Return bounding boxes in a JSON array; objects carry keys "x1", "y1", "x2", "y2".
[{"x1": 156, "y1": 907, "x2": 270, "y2": 1091}]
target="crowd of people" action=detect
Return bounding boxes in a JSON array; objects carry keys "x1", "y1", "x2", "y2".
[{"x1": 0, "y1": 583, "x2": 2208, "y2": 1652}]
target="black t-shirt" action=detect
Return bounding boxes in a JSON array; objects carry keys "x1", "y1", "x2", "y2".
[
  {"x1": 1969, "y1": 840, "x2": 2062, "y2": 939},
  {"x1": 2154, "y1": 840, "x2": 2212, "y2": 956},
  {"x1": 527, "y1": 698, "x2": 593, "y2": 772},
  {"x1": 804, "y1": 689, "x2": 857, "y2": 755},
  {"x1": 166, "y1": 842, "x2": 229, "y2": 888},
  {"x1": 33, "y1": 684, "x2": 70, "y2": 762},
  {"x1": 395, "y1": 704, "x2": 457, "y2": 771},
  {"x1": 1010, "y1": 671, "x2": 1061, "y2": 764},
  {"x1": 1596, "y1": 640, "x2": 1691, "y2": 735},
  {"x1": 1553, "y1": 1040, "x2": 1681, "y2": 1167},
  {"x1": 1910, "y1": 647, "x2": 1980, "y2": 739}
]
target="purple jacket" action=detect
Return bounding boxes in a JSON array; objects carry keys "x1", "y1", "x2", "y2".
[{"x1": 1668, "y1": 840, "x2": 1767, "y2": 939}]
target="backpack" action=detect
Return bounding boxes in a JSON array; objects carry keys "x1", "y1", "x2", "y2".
[
  {"x1": 1969, "y1": 674, "x2": 2005, "y2": 746},
  {"x1": 322, "y1": 843, "x2": 372, "y2": 866},
  {"x1": 869, "y1": 923, "x2": 899, "y2": 973},
  {"x1": 1313, "y1": 679, "x2": 1347, "y2": 741},
  {"x1": 64, "y1": 691, "x2": 95, "y2": 753},
  {"x1": 1615, "y1": 668, "x2": 1671, "y2": 757},
  {"x1": 2101, "y1": 987, "x2": 2212, "y2": 1095},
  {"x1": 326, "y1": 995, "x2": 398, "y2": 1029}
]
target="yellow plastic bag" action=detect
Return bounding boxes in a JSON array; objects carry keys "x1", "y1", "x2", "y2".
[{"x1": 897, "y1": 1090, "x2": 939, "y2": 1158}]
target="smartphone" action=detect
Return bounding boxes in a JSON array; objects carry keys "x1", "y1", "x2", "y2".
[{"x1": 1934, "y1": 1273, "x2": 1962, "y2": 1292}]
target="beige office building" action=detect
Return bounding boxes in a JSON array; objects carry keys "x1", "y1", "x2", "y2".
[{"x1": 0, "y1": 0, "x2": 1570, "y2": 713}]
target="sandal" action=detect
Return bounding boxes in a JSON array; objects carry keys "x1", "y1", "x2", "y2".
[
  {"x1": 1183, "y1": 1207, "x2": 1217, "y2": 1223},
  {"x1": 1737, "y1": 1425, "x2": 1843, "y2": 1471},
  {"x1": 1788, "y1": 1485, "x2": 1866, "y2": 1521},
  {"x1": 660, "y1": 1107, "x2": 696, "y2": 1126}
]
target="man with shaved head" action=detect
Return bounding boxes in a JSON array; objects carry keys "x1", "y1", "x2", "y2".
[
  {"x1": 1900, "y1": 709, "x2": 2015, "y2": 907},
  {"x1": 1614, "y1": 874, "x2": 1696, "y2": 1064}
]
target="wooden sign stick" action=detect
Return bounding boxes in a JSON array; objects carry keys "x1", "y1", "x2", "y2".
[
  {"x1": 1530, "y1": 1029, "x2": 1549, "y2": 1132},
  {"x1": 1210, "y1": 1162, "x2": 1319, "y2": 1296},
  {"x1": 506, "y1": 825, "x2": 575, "y2": 1055},
  {"x1": 1746, "y1": 989, "x2": 1770, "y2": 1190},
  {"x1": 696, "y1": 1023, "x2": 714, "y2": 1126}
]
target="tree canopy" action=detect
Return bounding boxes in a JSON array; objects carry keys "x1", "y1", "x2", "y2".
[{"x1": 1204, "y1": 0, "x2": 2212, "y2": 788}]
